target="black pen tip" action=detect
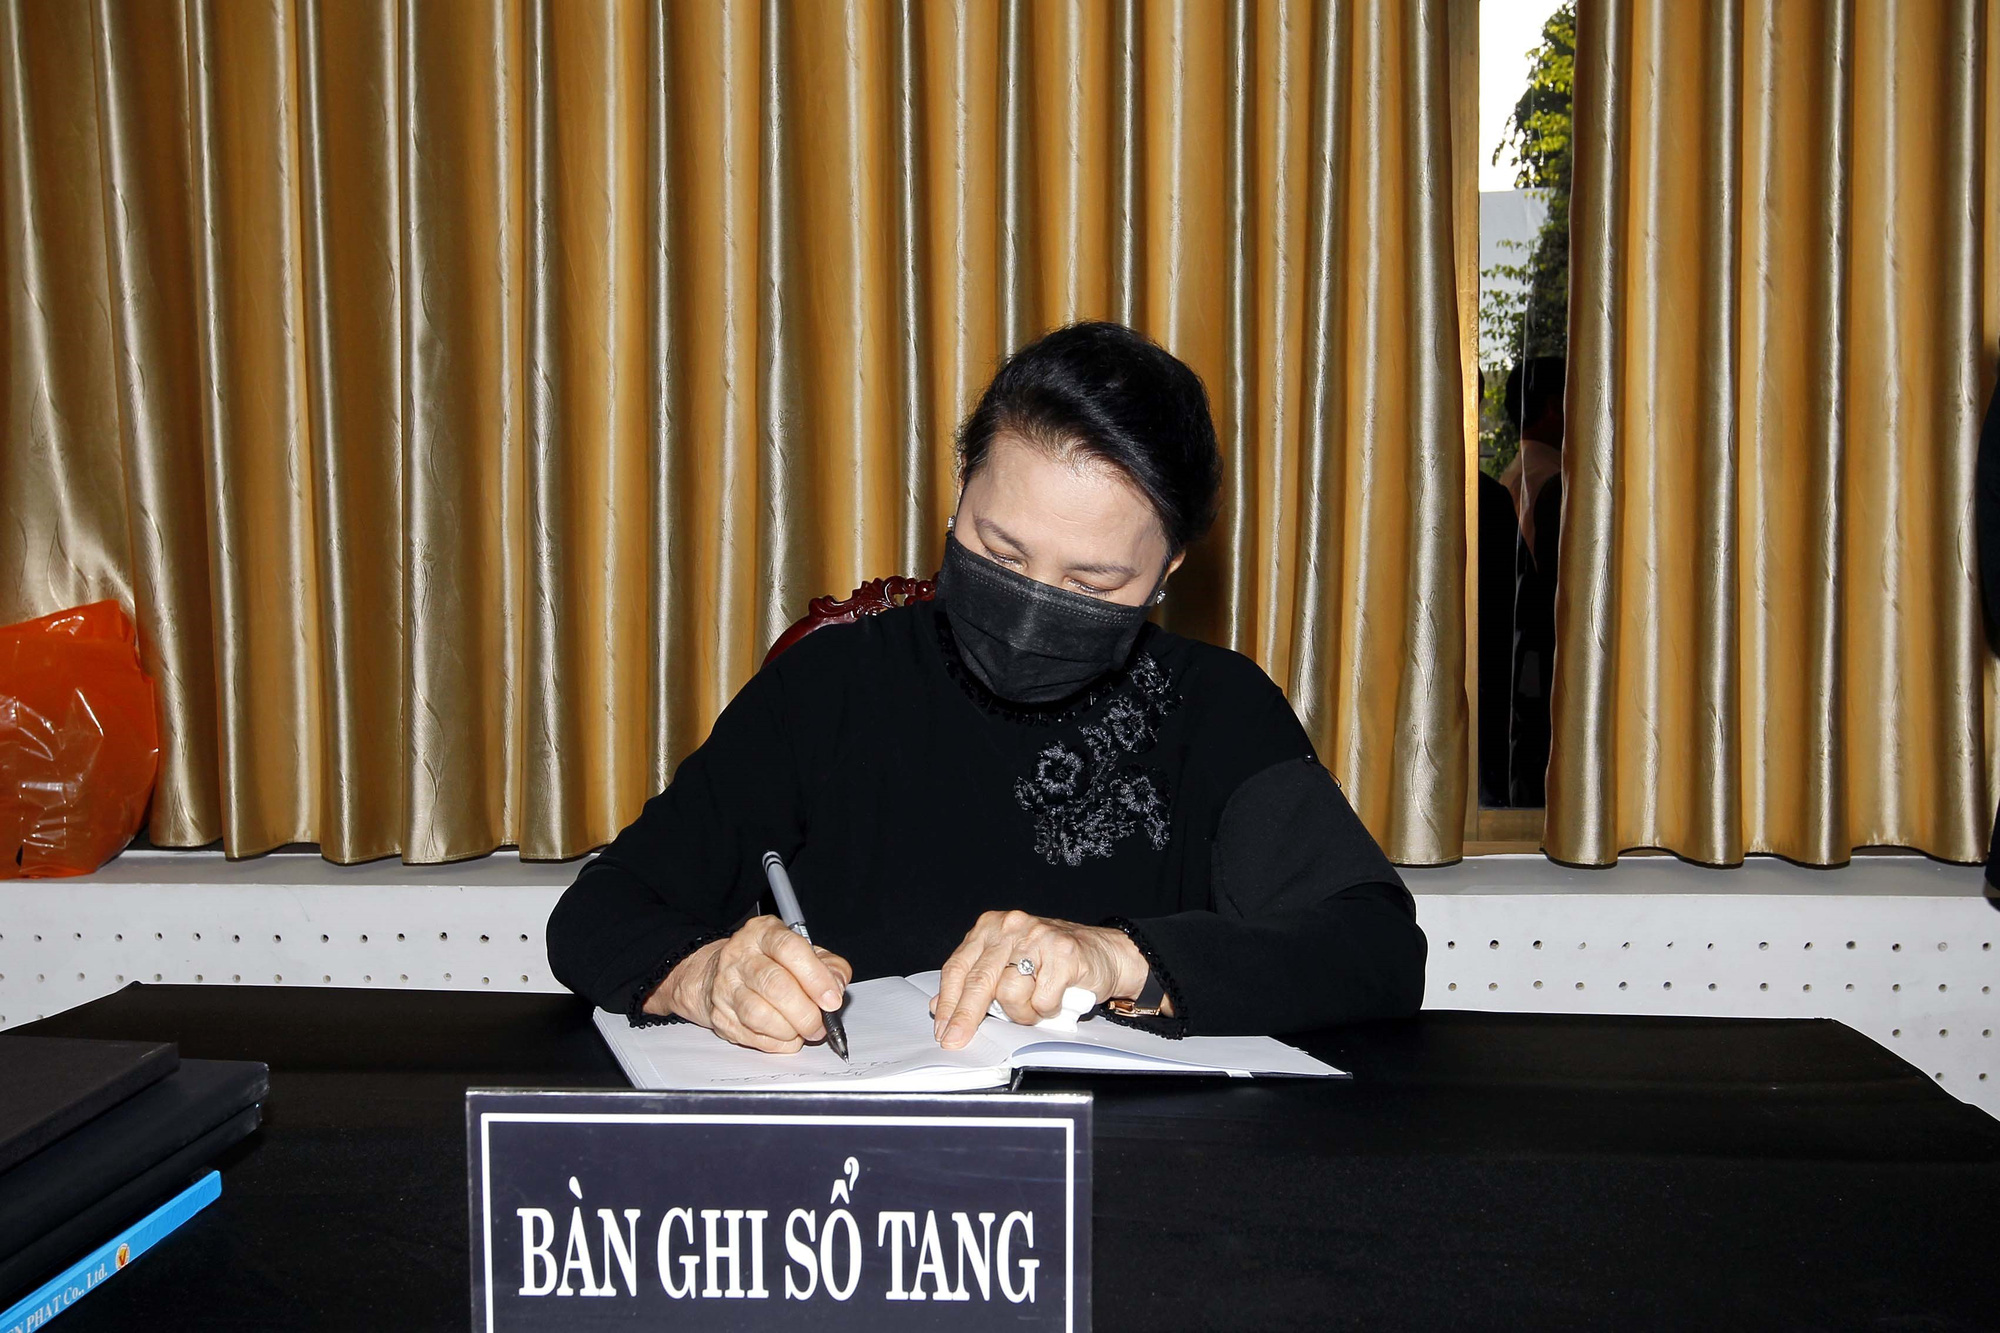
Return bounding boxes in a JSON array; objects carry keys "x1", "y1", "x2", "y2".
[{"x1": 826, "y1": 1016, "x2": 850, "y2": 1062}]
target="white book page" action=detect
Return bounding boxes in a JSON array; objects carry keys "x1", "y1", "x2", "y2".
[
  {"x1": 902, "y1": 971, "x2": 1346, "y2": 1079},
  {"x1": 594, "y1": 972, "x2": 1347, "y2": 1091},
  {"x1": 593, "y1": 976, "x2": 1017, "y2": 1092}
]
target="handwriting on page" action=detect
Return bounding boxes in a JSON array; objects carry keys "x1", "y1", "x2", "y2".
[{"x1": 703, "y1": 1058, "x2": 914, "y2": 1086}]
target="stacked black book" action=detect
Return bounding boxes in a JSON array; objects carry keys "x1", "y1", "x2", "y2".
[{"x1": 0, "y1": 1035, "x2": 265, "y2": 1322}]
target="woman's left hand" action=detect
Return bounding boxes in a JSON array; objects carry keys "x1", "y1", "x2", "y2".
[{"x1": 931, "y1": 910, "x2": 1151, "y2": 1049}]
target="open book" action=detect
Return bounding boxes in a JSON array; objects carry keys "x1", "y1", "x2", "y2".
[{"x1": 593, "y1": 971, "x2": 1345, "y2": 1092}]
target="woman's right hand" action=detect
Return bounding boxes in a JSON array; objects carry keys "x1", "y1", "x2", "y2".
[{"x1": 644, "y1": 916, "x2": 852, "y2": 1054}]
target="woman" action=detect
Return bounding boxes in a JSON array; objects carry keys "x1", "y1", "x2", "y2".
[{"x1": 547, "y1": 322, "x2": 1426, "y2": 1052}]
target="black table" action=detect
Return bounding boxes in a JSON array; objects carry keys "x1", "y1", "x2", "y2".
[{"x1": 19, "y1": 985, "x2": 2000, "y2": 1330}]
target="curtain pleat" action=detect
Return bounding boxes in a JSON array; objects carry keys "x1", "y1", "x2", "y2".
[
  {"x1": 186, "y1": 0, "x2": 326, "y2": 856},
  {"x1": 399, "y1": 0, "x2": 526, "y2": 863},
  {"x1": 1, "y1": 0, "x2": 123, "y2": 624},
  {"x1": 89, "y1": 0, "x2": 219, "y2": 848},
  {"x1": 1, "y1": 0, "x2": 1470, "y2": 866},
  {"x1": 299, "y1": 0, "x2": 404, "y2": 863},
  {"x1": 1551, "y1": 0, "x2": 1994, "y2": 867}
]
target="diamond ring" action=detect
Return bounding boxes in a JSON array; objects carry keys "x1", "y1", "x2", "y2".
[{"x1": 1014, "y1": 958, "x2": 1037, "y2": 977}]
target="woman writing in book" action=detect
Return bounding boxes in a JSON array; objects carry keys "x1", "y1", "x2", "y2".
[{"x1": 547, "y1": 322, "x2": 1426, "y2": 1054}]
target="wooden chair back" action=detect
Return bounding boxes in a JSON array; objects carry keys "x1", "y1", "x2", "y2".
[{"x1": 761, "y1": 576, "x2": 936, "y2": 667}]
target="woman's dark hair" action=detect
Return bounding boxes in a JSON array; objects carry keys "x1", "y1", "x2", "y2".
[{"x1": 957, "y1": 321, "x2": 1222, "y2": 554}]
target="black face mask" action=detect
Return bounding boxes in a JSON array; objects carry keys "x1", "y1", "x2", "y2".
[{"x1": 934, "y1": 533, "x2": 1155, "y2": 704}]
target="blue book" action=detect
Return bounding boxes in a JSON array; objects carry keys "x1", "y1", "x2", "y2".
[{"x1": 0, "y1": 1170, "x2": 220, "y2": 1333}]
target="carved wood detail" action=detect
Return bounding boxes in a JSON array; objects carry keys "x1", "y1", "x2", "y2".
[{"x1": 761, "y1": 575, "x2": 937, "y2": 667}]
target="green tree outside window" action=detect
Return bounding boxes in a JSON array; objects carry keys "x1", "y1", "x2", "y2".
[{"x1": 1481, "y1": 3, "x2": 1573, "y2": 479}]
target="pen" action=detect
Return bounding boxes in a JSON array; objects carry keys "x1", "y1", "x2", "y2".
[{"x1": 760, "y1": 851, "x2": 850, "y2": 1061}]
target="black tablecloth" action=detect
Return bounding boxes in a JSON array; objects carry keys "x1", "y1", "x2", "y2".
[{"x1": 19, "y1": 984, "x2": 2000, "y2": 1330}]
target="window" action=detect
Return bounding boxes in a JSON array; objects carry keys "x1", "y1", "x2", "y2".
[{"x1": 1473, "y1": 2, "x2": 1573, "y2": 845}]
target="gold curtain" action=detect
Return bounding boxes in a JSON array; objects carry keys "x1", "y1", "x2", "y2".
[
  {"x1": 1549, "y1": 0, "x2": 1999, "y2": 866},
  {"x1": 0, "y1": 0, "x2": 1471, "y2": 866}
]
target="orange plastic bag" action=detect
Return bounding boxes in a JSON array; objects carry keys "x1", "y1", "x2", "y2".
[{"x1": 0, "y1": 601, "x2": 160, "y2": 878}]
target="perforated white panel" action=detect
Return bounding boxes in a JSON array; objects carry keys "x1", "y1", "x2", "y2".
[
  {"x1": 3, "y1": 850, "x2": 1994, "y2": 1118},
  {"x1": 1410, "y1": 855, "x2": 1999, "y2": 1116},
  {"x1": 0, "y1": 851, "x2": 574, "y2": 1026}
]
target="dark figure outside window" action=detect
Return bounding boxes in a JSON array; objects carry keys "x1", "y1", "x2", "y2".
[
  {"x1": 1478, "y1": 469, "x2": 1519, "y2": 807},
  {"x1": 1500, "y1": 357, "x2": 1566, "y2": 808},
  {"x1": 1974, "y1": 375, "x2": 2000, "y2": 908}
]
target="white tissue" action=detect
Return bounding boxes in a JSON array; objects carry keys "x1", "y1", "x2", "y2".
[{"x1": 987, "y1": 986, "x2": 1097, "y2": 1033}]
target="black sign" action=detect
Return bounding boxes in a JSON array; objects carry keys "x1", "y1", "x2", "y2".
[{"x1": 467, "y1": 1090, "x2": 1091, "y2": 1332}]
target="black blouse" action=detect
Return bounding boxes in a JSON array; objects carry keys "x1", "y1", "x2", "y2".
[{"x1": 545, "y1": 598, "x2": 1426, "y2": 1036}]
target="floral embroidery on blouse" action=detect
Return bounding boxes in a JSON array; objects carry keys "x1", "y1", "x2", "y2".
[{"x1": 1013, "y1": 654, "x2": 1181, "y2": 866}]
